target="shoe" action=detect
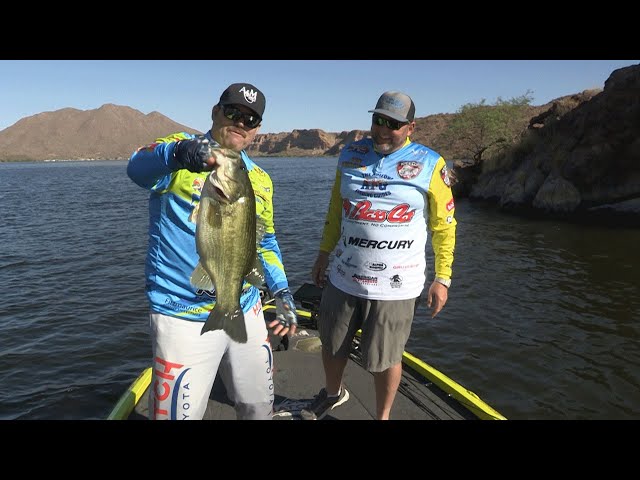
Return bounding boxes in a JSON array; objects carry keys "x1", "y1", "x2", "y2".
[{"x1": 299, "y1": 387, "x2": 349, "y2": 420}]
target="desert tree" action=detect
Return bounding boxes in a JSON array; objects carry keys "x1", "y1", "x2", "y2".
[{"x1": 445, "y1": 90, "x2": 534, "y2": 165}]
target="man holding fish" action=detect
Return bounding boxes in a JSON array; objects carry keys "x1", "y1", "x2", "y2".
[{"x1": 127, "y1": 83, "x2": 297, "y2": 420}]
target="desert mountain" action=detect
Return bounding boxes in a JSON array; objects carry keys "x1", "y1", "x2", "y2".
[{"x1": 0, "y1": 104, "x2": 201, "y2": 161}]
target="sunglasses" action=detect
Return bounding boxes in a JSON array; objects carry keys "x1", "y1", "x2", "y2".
[
  {"x1": 222, "y1": 105, "x2": 261, "y2": 129},
  {"x1": 372, "y1": 114, "x2": 408, "y2": 131}
]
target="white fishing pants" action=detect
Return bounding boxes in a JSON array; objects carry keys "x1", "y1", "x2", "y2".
[{"x1": 148, "y1": 300, "x2": 274, "y2": 420}]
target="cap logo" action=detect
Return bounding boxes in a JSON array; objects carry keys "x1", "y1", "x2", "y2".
[
  {"x1": 383, "y1": 97, "x2": 405, "y2": 110},
  {"x1": 239, "y1": 86, "x2": 258, "y2": 104}
]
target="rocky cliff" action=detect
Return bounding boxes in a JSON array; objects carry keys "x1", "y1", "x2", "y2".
[
  {"x1": 467, "y1": 64, "x2": 640, "y2": 220},
  {"x1": 246, "y1": 129, "x2": 369, "y2": 157}
]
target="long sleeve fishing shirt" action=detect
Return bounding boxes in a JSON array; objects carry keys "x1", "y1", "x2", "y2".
[{"x1": 127, "y1": 131, "x2": 290, "y2": 321}]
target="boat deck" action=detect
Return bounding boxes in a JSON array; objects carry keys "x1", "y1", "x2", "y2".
[{"x1": 129, "y1": 321, "x2": 476, "y2": 421}]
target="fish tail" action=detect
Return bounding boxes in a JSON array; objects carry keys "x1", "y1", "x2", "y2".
[{"x1": 201, "y1": 307, "x2": 248, "y2": 344}]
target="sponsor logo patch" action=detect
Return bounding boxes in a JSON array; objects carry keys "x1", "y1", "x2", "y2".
[
  {"x1": 352, "y1": 273, "x2": 378, "y2": 285},
  {"x1": 390, "y1": 274, "x2": 403, "y2": 288},
  {"x1": 397, "y1": 161, "x2": 423, "y2": 180},
  {"x1": 446, "y1": 198, "x2": 455, "y2": 211},
  {"x1": 348, "y1": 237, "x2": 414, "y2": 249},
  {"x1": 365, "y1": 261, "x2": 387, "y2": 271},
  {"x1": 343, "y1": 200, "x2": 415, "y2": 223},
  {"x1": 440, "y1": 165, "x2": 451, "y2": 187}
]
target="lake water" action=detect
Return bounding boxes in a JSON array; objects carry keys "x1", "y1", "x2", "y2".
[{"x1": 1, "y1": 158, "x2": 638, "y2": 420}]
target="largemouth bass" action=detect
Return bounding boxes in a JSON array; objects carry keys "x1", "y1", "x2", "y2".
[{"x1": 189, "y1": 148, "x2": 264, "y2": 342}]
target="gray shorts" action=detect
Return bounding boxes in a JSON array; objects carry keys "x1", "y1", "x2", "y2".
[{"x1": 318, "y1": 281, "x2": 418, "y2": 373}]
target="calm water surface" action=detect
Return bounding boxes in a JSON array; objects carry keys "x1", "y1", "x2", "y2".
[{"x1": 1, "y1": 159, "x2": 638, "y2": 420}]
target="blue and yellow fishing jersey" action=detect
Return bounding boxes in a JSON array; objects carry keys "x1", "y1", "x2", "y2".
[
  {"x1": 127, "y1": 131, "x2": 290, "y2": 322},
  {"x1": 319, "y1": 137, "x2": 456, "y2": 300}
]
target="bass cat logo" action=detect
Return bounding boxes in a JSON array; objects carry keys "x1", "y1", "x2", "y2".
[{"x1": 343, "y1": 200, "x2": 415, "y2": 223}]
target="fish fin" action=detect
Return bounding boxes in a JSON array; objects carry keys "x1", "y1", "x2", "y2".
[
  {"x1": 190, "y1": 262, "x2": 214, "y2": 291},
  {"x1": 200, "y1": 308, "x2": 248, "y2": 343},
  {"x1": 245, "y1": 253, "x2": 265, "y2": 287}
]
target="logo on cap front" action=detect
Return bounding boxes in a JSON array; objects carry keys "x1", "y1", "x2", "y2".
[
  {"x1": 239, "y1": 86, "x2": 258, "y2": 104},
  {"x1": 383, "y1": 97, "x2": 405, "y2": 110}
]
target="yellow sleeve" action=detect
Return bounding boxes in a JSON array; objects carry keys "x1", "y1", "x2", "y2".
[
  {"x1": 153, "y1": 132, "x2": 193, "y2": 144},
  {"x1": 319, "y1": 167, "x2": 343, "y2": 253},
  {"x1": 427, "y1": 157, "x2": 457, "y2": 280},
  {"x1": 250, "y1": 165, "x2": 276, "y2": 236},
  {"x1": 249, "y1": 165, "x2": 288, "y2": 292}
]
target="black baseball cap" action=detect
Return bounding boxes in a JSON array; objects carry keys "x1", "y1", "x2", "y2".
[{"x1": 218, "y1": 83, "x2": 266, "y2": 119}]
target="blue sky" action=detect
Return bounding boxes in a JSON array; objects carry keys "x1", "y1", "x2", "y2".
[{"x1": 0, "y1": 60, "x2": 638, "y2": 134}]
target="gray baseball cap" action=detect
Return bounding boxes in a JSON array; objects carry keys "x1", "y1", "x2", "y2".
[{"x1": 368, "y1": 91, "x2": 415, "y2": 123}]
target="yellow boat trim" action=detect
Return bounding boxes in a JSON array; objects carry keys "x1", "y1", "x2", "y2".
[
  {"x1": 265, "y1": 306, "x2": 504, "y2": 419},
  {"x1": 107, "y1": 367, "x2": 153, "y2": 420},
  {"x1": 400, "y1": 350, "x2": 506, "y2": 420},
  {"x1": 353, "y1": 328, "x2": 506, "y2": 420}
]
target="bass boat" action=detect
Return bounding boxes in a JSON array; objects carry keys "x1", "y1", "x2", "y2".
[{"x1": 108, "y1": 283, "x2": 506, "y2": 420}]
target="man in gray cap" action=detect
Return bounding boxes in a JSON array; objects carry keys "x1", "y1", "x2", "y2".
[
  {"x1": 127, "y1": 82, "x2": 297, "y2": 420},
  {"x1": 301, "y1": 90, "x2": 457, "y2": 420}
]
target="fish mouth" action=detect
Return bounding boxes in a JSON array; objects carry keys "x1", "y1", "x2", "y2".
[
  {"x1": 208, "y1": 175, "x2": 230, "y2": 203},
  {"x1": 213, "y1": 185, "x2": 230, "y2": 202}
]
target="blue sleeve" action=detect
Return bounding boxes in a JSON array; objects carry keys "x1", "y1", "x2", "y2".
[
  {"x1": 127, "y1": 133, "x2": 194, "y2": 190},
  {"x1": 259, "y1": 232, "x2": 289, "y2": 294}
]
